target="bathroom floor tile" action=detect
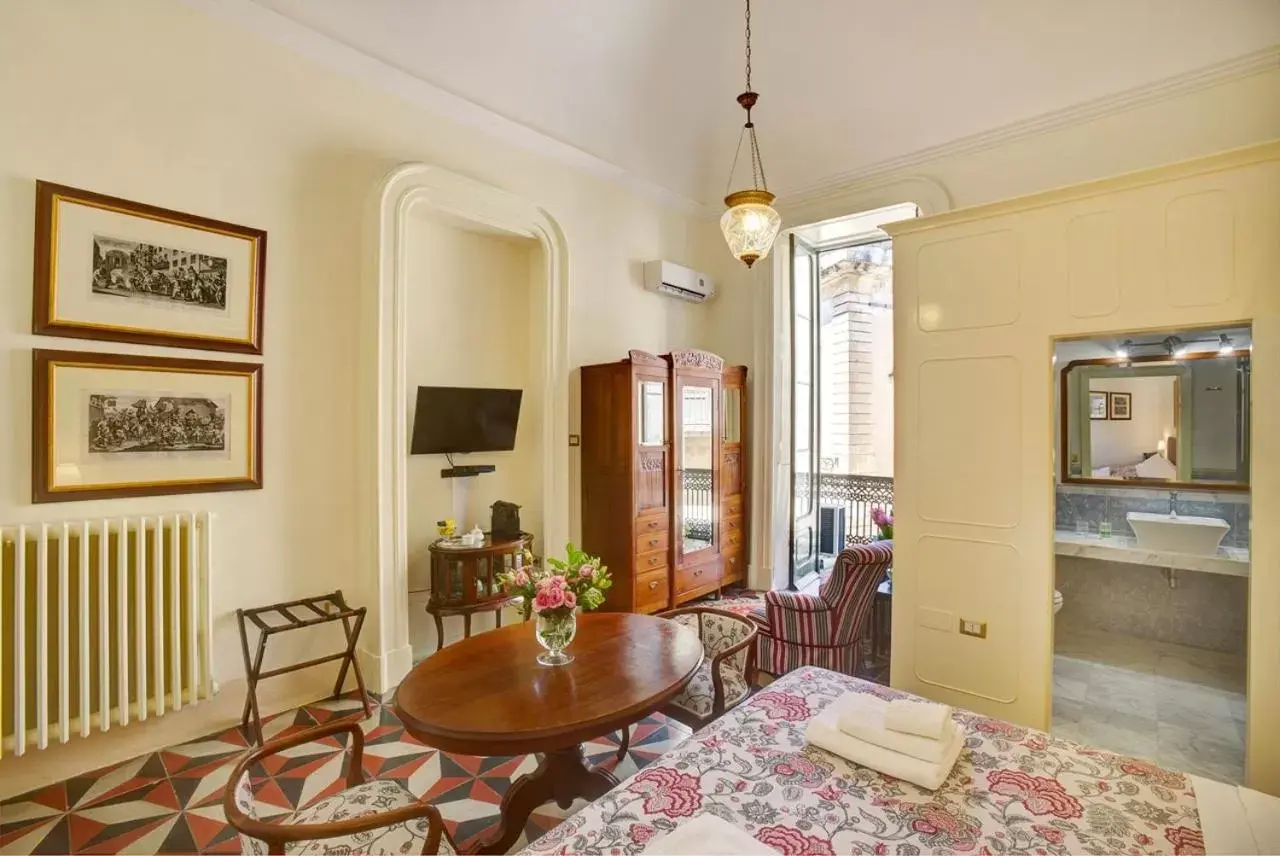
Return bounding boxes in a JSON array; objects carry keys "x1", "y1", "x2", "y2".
[
  {"x1": 1053, "y1": 625, "x2": 1245, "y2": 786},
  {"x1": 1078, "y1": 707, "x2": 1159, "y2": 761}
]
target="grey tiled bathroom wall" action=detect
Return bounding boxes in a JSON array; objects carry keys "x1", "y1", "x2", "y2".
[
  {"x1": 1055, "y1": 557, "x2": 1247, "y2": 653},
  {"x1": 1056, "y1": 486, "x2": 1250, "y2": 548}
]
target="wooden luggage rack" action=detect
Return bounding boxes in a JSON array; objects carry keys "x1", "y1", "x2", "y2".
[{"x1": 236, "y1": 590, "x2": 372, "y2": 744}]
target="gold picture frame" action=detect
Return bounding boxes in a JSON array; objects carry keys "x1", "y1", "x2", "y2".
[{"x1": 33, "y1": 181, "x2": 267, "y2": 353}]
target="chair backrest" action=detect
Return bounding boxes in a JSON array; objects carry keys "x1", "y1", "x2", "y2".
[
  {"x1": 232, "y1": 770, "x2": 268, "y2": 856},
  {"x1": 820, "y1": 541, "x2": 892, "y2": 644},
  {"x1": 668, "y1": 608, "x2": 755, "y2": 674}
]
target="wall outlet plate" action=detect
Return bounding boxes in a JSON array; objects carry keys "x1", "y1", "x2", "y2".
[{"x1": 959, "y1": 619, "x2": 988, "y2": 639}]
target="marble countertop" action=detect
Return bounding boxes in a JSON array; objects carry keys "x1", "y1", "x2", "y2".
[{"x1": 1055, "y1": 530, "x2": 1250, "y2": 577}]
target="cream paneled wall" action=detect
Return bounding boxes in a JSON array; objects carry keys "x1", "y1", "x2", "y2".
[{"x1": 885, "y1": 141, "x2": 1280, "y2": 794}]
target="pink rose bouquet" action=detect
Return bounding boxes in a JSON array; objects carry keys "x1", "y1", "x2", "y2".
[{"x1": 497, "y1": 542, "x2": 611, "y2": 620}]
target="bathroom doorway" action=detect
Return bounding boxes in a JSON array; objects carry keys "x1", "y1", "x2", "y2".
[{"x1": 1051, "y1": 324, "x2": 1251, "y2": 783}]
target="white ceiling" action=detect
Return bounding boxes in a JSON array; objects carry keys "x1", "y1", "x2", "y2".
[{"x1": 251, "y1": 0, "x2": 1280, "y2": 205}]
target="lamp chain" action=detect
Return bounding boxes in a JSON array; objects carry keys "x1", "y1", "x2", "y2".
[{"x1": 744, "y1": 0, "x2": 752, "y2": 92}]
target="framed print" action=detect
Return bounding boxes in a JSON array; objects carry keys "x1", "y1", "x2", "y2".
[
  {"x1": 1089, "y1": 391, "x2": 1108, "y2": 420},
  {"x1": 33, "y1": 181, "x2": 266, "y2": 353},
  {"x1": 33, "y1": 349, "x2": 263, "y2": 503},
  {"x1": 1108, "y1": 391, "x2": 1132, "y2": 421}
]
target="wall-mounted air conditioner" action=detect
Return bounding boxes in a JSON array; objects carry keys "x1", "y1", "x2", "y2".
[{"x1": 643, "y1": 260, "x2": 715, "y2": 303}]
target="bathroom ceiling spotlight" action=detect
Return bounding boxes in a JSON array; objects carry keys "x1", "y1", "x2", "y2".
[{"x1": 1219, "y1": 334, "x2": 1234, "y2": 355}]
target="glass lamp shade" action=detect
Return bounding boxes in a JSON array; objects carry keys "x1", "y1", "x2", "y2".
[{"x1": 720, "y1": 189, "x2": 781, "y2": 268}]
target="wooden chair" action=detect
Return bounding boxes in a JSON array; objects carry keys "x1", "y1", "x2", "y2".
[
  {"x1": 616, "y1": 606, "x2": 757, "y2": 758},
  {"x1": 223, "y1": 721, "x2": 455, "y2": 855}
]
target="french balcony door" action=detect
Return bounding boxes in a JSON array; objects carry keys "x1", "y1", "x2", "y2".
[{"x1": 790, "y1": 234, "x2": 820, "y2": 588}]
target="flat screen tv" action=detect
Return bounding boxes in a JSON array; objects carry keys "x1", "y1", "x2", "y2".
[{"x1": 410, "y1": 386, "x2": 522, "y2": 454}]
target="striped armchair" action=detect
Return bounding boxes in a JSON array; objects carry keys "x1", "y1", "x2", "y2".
[{"x1": 738, "y1": 541, "x2": 892, "y2": 677}]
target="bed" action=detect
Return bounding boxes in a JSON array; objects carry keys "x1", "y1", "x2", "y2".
[{"x1": 522, "y1": 667, "x2": 1279, "y2": 855}]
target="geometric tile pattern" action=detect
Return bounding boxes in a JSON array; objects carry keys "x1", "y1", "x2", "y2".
[{"x1": 0, "y1": 690, "x2": 691, "y2": 855}]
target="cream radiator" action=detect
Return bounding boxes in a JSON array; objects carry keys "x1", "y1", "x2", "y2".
[{"x1": 0, "y1": 512, "x2": 214, "y2": 757}]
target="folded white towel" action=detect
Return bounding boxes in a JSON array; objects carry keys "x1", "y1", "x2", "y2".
[
  {"x1": 833, "y1": 694, "x2": 958, "y2": 764},
  {"x1": 646, "y1": 814, "x2": 778, "y2": 855},
  {"x1": 885, "y1": 698, "x2": 953, "y2": 740},
  {"x1": 807, "y1": 708, "x2": 963, "y2": 791}
]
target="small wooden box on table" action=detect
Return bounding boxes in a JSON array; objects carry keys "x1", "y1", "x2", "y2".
[
  {"x1": 235, "y1": 590, "x2": 371, "y2": 744},
  {"x1": 424, "y1": 532, "x2": 532, "y2": 651}
]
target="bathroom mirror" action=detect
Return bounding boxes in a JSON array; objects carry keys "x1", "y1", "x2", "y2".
[
  {"x1": 638, "y1": 380, "x2": 665, "y2": 446},
  {"x1": 1059, "y1": 329, "x2": 1250, "y2": 490},
  {"x1": 679, "y1": 384, "x2": 715, "y2": 554}
]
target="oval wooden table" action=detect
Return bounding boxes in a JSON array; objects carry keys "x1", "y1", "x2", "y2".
[{"x1": 394, "y1": 612, "x2": 703, "y2": 854}]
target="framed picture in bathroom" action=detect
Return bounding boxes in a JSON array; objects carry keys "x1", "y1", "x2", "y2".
[
  {"x1": 1089, "y1": 391, "x2": 1108, "y2": 420},
  {"x1": 1108, "y1": 391, "x2": 1132, "y2": 420}
]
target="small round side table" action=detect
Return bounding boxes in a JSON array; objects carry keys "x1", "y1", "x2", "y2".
[{"x1": 424, "y1": 532, "x2": 532, "y2": 651}]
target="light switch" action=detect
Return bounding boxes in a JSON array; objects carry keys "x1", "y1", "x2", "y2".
[
  {"x1": 568, "y1": 434, "x2": 581, "y2": 446},
  {"x1": 959, "y1": 619, "x2": 987, "y2": 639}
]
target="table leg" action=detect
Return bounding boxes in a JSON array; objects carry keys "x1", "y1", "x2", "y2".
[
  {"x1": 432, "y1": 608, "x2": 444, "y2": 652},
  {"x1": 476, "y1": 745, "x2": 617, "y2": 855}
]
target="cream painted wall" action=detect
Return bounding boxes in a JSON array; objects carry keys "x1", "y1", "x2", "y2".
[
  {"x1": 886, "y1": 142, "x2": 1280, "y2": 794},
  {"x1": 713, "y1": 65, "x2": 1280, "y2": 593},
  {"x1": 0, "y1": 0, "x2": 710, "y2": 790}
]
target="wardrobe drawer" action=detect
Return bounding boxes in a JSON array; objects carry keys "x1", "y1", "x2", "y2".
[
  {"x1": 674, "y1": 561, "x2": 720, "y2": 597},
  {"x1": 722, "y1": 550, "x2": 745, "y2": 585},
  {"x1": 635, "y1": 547, "x2": 669, "y2": 575},
  {"x1": 634, "y1": 513, "x2": 668, "y2": 537},
  {"x1": 635, "y1": 528, "x2": 669, "y2": 556},
  {"x1": 634, "y1": 567, "x2": 670, "y2": 613}
]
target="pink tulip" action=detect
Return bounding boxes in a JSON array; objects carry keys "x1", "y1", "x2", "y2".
[
  {"x1": 578, "y1": 565, "x2": 595, "y2": 580},
  {"x1": 563, "y1": 590, "x2": 577, "y2": 609}
]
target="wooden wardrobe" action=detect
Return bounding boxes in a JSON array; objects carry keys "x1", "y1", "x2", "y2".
[{"x1": 579, "y1": 349, "x2": 748, "y2": 614}]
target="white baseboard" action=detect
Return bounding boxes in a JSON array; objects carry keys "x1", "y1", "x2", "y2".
[{"x1": 358, "y1": 643, "x2": 413, "y2": 695}]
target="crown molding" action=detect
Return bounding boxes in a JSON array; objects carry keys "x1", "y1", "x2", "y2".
[
  {"x1": 781, "y1": 45, "x2": 1280, "y2": 208},
  {"x1": 177, "y1": 0, "x2": 709, "y2": 215},
  {"x1": 882, "y1": 139, "x2": 1280, "y2": 237}
]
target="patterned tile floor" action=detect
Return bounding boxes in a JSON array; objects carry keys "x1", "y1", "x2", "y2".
[{"x1": 0, "y1": 691, "x2": 692, "y2": 855}]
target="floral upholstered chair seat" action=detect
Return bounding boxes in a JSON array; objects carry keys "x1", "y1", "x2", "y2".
[
  {"x1": 661, "y1": 607, "x2": 758, "y2": 727},
  {"x1": 667, "y1": 653, "x2": 751, "y2": 718},
  {"x1": 225, "y1": 722, "x2": 455, "y2": 855}
]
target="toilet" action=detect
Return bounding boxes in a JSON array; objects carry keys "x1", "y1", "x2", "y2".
[{"x1": 1053, "y1": 589, "x2": 1064, "y2": 614}]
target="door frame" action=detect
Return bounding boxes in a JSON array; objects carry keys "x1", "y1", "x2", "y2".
[{"x1": 361, "y1": 164, "x2": 570, "y2": 692}]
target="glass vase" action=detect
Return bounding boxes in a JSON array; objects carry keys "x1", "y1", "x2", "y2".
[{"x1": 535, "y1": 610, "x2": 577, "y2": 666}]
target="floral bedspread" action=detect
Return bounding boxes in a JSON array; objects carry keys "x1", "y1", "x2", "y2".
[{"x1": 523, "y1": 667, "x2": 1203, "y2": 855}]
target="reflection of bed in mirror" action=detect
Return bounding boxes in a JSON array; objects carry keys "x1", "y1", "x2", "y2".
[{"x1": 1090, "y1": 436, "x2": 1178, "y2": 481}]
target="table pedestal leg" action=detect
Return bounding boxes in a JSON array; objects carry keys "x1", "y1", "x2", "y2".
[{"x1": 477, "y1": 745, "x2": 617, "y2": 855}]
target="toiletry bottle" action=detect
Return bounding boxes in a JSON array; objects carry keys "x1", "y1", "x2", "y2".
[{"x1": 1099, "y1": 520, "x2": 1112, "y2": 539}]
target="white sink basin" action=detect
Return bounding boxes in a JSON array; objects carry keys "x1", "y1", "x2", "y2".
[{"x1": 1127, "y1": 512, "x2": 1230, "y2": 556}]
